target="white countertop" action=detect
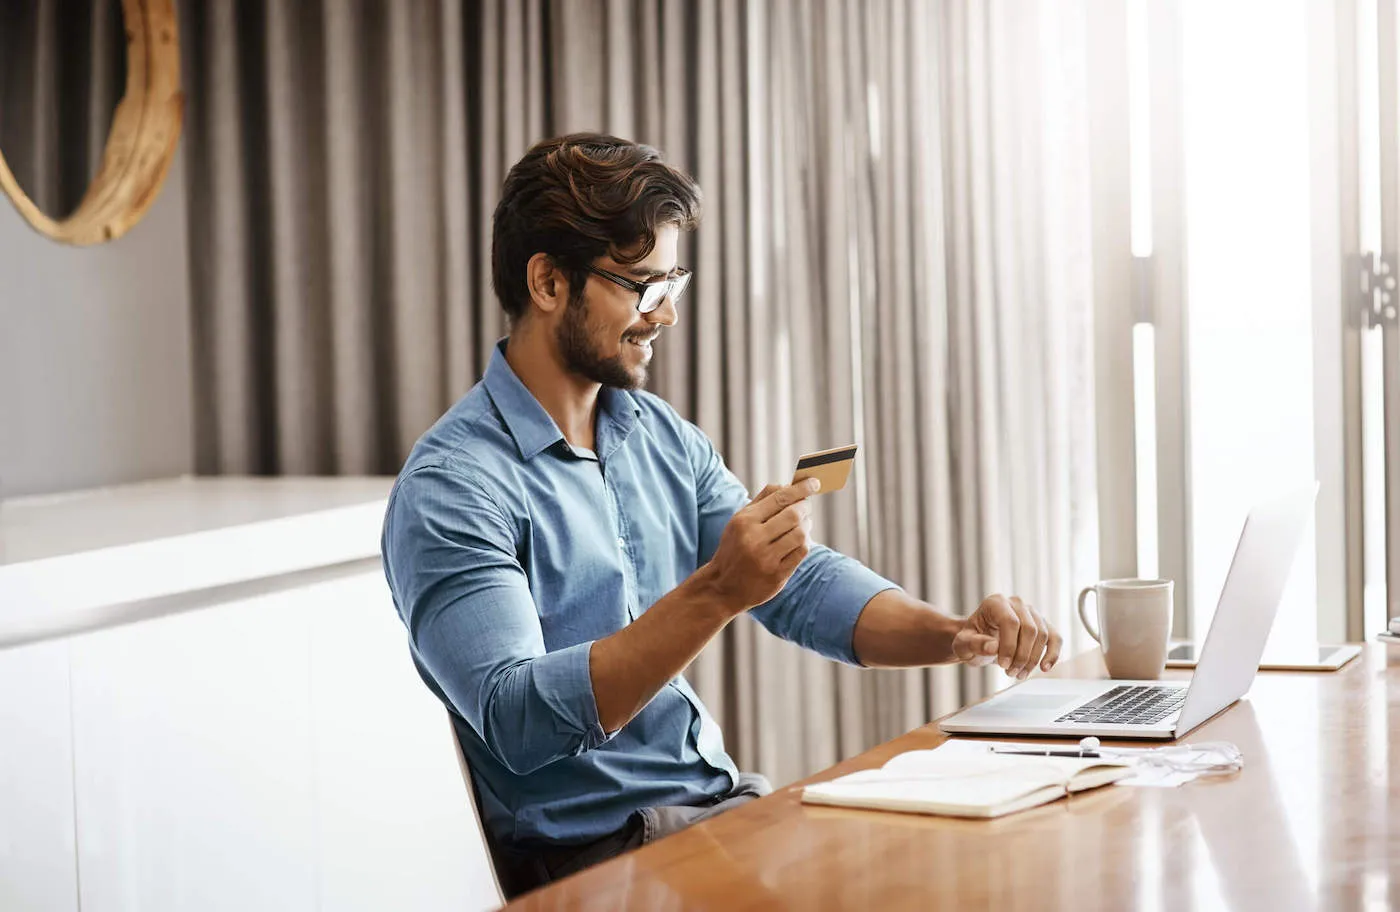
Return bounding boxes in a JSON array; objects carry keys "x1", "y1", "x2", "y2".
[
  {"x1": 0, "y1": 476, "x2": 396, "y2": 647},
  {"x1": 0, "y1": 476, "x2": 394, "y2": 565}
]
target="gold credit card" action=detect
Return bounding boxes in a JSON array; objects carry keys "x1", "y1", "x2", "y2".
[{"x1": 791, "y1": 444, "x2": 858, "y2": 494}]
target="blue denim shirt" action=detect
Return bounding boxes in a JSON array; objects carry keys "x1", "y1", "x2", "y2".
[{"x1": 381, "y1": 340, "x2": 898, "y2": 847}]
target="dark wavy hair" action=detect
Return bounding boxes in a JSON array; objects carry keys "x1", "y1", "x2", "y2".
[{"x1": 491, "y1": 133, "x2": 702, "y2": 322}]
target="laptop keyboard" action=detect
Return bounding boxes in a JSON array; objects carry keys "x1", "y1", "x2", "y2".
[{"x1": 1055, "y1": 684, "x2": 1187, "y2": 725}]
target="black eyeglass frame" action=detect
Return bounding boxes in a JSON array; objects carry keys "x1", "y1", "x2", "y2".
[{"x1": 586, "y1": 265, "x2": 692, "y2": 314}]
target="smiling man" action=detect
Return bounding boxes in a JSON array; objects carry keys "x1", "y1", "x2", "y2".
[{"x1": 380, "y1": 133, "x2": 1062, "y2": 897}]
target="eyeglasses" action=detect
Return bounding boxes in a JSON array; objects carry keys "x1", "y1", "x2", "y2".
[{"x1": 587, "y1": 266, "x2": 692, "y2": 314}]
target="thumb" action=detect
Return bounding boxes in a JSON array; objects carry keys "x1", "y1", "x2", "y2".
[
  {"x1": 955, "y1": 631, "x2": 999, "y2": 662},
  {"x1": 965, "y1": 636, "x2": 1000, "y2": 667}
]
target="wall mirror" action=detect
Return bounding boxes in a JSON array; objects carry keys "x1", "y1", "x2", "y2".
[{"x1": 0, "y1": 0, "x2": 181, "y2": 245}]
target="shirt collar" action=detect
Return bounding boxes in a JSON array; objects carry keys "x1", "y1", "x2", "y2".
[
  {"x1": 596, "y1": 384, "x2": 642, "y2": 462},
  {"x1": 483, "y1": 339, "x2": 643, "y2": 462}
]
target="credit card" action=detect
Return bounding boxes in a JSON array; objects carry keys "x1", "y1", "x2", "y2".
[{"x1": 792, "y1": 444, "x2": 858, "y2": 494}]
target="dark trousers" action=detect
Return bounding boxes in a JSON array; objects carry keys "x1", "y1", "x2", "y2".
[{"x1": 495, "y1": 772, "x2": 772, "y2": 898}]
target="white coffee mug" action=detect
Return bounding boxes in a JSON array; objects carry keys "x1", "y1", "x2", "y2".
[{"x1": 1077, "y1": 579, "x2": 1174, "y2": 680}]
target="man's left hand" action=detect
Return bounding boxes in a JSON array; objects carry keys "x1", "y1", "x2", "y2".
[{"x1": 951, "y1": 594, "x2": 1062, "y2": 679}]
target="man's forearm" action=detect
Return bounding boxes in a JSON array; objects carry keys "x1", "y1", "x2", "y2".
[
  {"x1": 852, "y1": 588, "x2": 965, "y2": 667},
  {"x1": 588, "y1": 565, "x2": 739, "y2": 733}
]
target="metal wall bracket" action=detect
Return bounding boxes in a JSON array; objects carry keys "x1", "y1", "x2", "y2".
[{"x1": 1360, "y1": 252, "x2": 1400, "y2": 328}]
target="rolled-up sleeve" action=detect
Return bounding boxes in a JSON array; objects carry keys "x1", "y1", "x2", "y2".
[
  {"x1": 680, "y1": 419, "x2": 900, "y2": 666},
  {"x1": 749, "y1": 546, "x2": 899, "y2": 665},
  {"x1": 381, "y1": 464, "x2": 612, "y2": 776}
]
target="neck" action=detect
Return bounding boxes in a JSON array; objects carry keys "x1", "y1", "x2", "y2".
[{"x1": 503, "y1": 322, "x2": 601, "y2": 450}]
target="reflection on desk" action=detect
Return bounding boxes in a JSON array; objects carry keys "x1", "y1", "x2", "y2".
[{"x1": 505, "y1": 647, "x2": 1398, "y2": 912}]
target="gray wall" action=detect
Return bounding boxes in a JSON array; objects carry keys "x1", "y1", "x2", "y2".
[{"x1": 0, "y1": 149, "x2": 192, "y2": 498}]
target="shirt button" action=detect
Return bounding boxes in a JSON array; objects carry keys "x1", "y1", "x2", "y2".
[{"x1": 616, "y1": 537, "x2": 626, "y2": 550}]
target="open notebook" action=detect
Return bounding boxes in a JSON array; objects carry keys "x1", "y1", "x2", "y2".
[{"x1": 801, "y1": 746, "x2": 1134, "y2": 819}]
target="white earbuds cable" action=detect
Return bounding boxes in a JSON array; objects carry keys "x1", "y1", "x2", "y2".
[{"x1": 1077, "y1": 736, "x2": 1244, "y2": 776}]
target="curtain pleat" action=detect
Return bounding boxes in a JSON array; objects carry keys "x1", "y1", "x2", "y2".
[
  {"x1": 180, "y1": 0, "x2": 1099, "y2": 786},
  {"x1": 321, "y1": 1, "x2": 375, "y2": 474},
  {"x1": 0, "y1": 0, "x2": 124, "y2": 220}
]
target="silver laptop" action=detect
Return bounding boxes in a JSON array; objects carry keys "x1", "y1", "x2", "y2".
[{"x1": 939, "y1": 484, "x2": 1318, "y2": 741}]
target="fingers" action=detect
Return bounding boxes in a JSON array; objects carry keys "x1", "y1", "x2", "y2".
[
  {"x1": 764, "y1": 501, "x2": 813, "y2": 544},
  {"x1": 748, "y1": 479, "x2": 820, "y2": 522},
  {"x1": 986, "y1": 595, "x2": 1020, "y2": 672},
  {"x1": 712, "y1": 480, "x2": 818, "y2": 610},
  {"x1": 1041, "y1": 621, "x2": 1063, "y2": 671},
  {"x1": 772, "y1": 526, "x2": 811, "y2": 570},
  {"x1": 1027, "y1": 606, "x2": 1051, "y2": 674},
  {"x1": 749, "y1": 483, "x2": 780, "y2": 504},
  {"x1": 976, "y1": 593, "x2": 1057, "y2": 679},
  {"x1": 961, "y1": 633, "x2": 1000, "y2": 667},
  {"x1": 778, "y1": 543, "x2": 810, "y2": 574},
  {"x1": 1008, "y1": 596, "x2": 1039, "y2": 679}
]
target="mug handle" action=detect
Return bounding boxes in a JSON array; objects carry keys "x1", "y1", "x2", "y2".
[{"x1": 1077, "y1": 586, "x2": 1102, "y2": 643}]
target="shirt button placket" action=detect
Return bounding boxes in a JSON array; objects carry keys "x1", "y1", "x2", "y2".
[{"x1": 604, "y1": 479, "x2": 637, "y2": 621}]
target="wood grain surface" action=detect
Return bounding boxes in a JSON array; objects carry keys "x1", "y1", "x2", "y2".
[{"x1": 505, "y1": 646, "x2": 1400, "y2": 911}]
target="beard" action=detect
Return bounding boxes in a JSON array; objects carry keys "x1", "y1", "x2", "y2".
[{"x1": 556, "y1": 293, "x2": 649, "y2": 390}]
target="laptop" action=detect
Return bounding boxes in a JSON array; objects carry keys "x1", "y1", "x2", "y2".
[{"x1": 938, "y1": 484, "x2": 1318, "y2": 741}]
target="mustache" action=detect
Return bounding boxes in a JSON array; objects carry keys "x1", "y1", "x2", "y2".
[{"x1": 624, "y1": 329, "x2": 660, "y2": 343}]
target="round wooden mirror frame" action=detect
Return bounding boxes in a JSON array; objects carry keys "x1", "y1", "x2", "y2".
[{"x1": 0, "y1": 0, "x2": 182, "y2": 245}]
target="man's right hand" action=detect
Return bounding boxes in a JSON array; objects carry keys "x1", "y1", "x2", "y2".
[{"x1": 701, "y1": 479, "x2": 820, "y2": 614}]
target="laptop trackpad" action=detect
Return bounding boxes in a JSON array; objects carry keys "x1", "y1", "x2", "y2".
[{"x1": 981, "y1": 694, "x2": 1074, "y2": 715}]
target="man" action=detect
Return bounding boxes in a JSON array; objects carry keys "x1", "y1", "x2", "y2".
[{"x1": 381, "y1": 133, "x2": 1061, "y2": 896}]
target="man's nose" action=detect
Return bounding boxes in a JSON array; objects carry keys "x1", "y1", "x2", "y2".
[{"x1": 646, "y1": 292, "x2": 679, "y2": 327}]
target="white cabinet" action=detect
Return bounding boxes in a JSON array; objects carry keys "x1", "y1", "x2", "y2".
[
  {"x1": 62, "y1": 570, "x2": 494, "y2": 912},
  {"x1": 0, "y1": 640, "x2": 77, "y2": 912},
  {"x1": 69, "y1": 582, "x2": 320, "y2": 912},
  {"x1": 0, "y1": 479, "x2": 501, "y2": 912}
]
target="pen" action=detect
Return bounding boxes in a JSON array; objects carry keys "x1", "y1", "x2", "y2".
[{"x1": 991, "y1": 749, "x2": 1101, "y2": 758}]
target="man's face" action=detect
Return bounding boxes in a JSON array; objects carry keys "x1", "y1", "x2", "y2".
[{"x1": 555, "y1": 224, "x2": 682, "y2": 390}]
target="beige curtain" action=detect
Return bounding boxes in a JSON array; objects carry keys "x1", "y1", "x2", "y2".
[
  {"x1": 0, "y1": 0, "x2": 125, "y2": 219},
  {"x1": 182, "y1": 0, "x2": 1100, "y2": 786}
]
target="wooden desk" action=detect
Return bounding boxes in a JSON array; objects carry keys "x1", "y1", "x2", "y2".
[{"x1": 506, "y1": 646, "x2": 1399, "y2": 911}]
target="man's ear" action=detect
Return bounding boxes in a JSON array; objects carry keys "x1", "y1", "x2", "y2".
[{"x1": 526, "y1": 253, "x2": 569, "y2": 315}]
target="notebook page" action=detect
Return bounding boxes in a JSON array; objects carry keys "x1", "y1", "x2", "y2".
[
  {"x1": 802, "y1": 753, "x2": 1073, "y2": 816},
  {"x1": 884, "y1": 746, "x2": 1130, "y2": 788}
]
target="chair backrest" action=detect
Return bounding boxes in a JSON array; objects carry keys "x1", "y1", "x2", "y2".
[{"x1": 447, "y1": 715, "x2": 506, "y2": 908}]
